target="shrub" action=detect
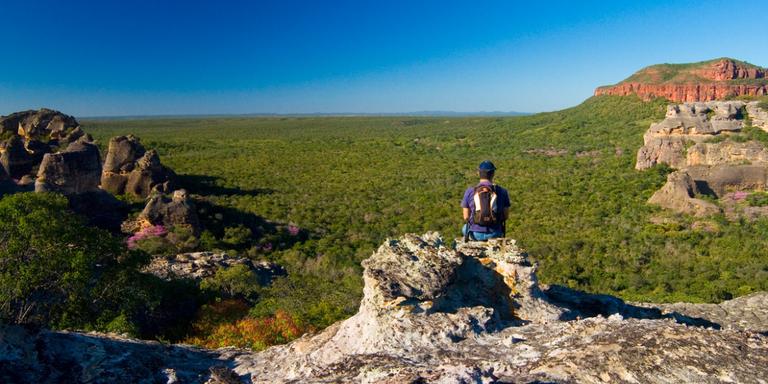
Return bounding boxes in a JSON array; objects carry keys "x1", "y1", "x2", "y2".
[
  {"x1": 185, "y1": 310, "x2": 309, "y2": 350},
  {"x1": 0, "y1": 193, "x2": 146, "y2": 330},
  {"x1": 747, "y1": 192, "x2": 768, "y2": 207},
  {"x1": 200, "y1": 264, "x2": 261, "y2": 300}
]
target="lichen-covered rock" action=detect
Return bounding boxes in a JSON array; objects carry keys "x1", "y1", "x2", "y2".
[
  {"x1": 143, "y1": 251, "x2": 286, "y2": 284},
  {"x1": 34, "y1": 138, "x2": 102, "y2": 195},
  {"x1": 100, "y1": 135, "x2": 175, "y2": 198},
  {"x1": 360, "y1": 232, "x2": 462, "y2": 302},
  {"x1": 138, "y1": 189, "x2": 201, "y2": 235}
]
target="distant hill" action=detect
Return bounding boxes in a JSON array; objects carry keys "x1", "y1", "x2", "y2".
[{"x1": 595, "y1": 57, "x2": 768, "y2": 102}]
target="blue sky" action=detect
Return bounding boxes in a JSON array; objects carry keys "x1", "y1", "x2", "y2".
[{"x1": 1, "y1": 0, "x2": 766, "y2": 116}]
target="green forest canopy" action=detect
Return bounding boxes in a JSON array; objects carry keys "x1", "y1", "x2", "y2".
[{"x1": 75, "y1": 95, "x2": 768, "y2": 328}]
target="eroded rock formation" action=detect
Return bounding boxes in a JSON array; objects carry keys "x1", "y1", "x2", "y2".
[
  {"x1": 101, "y1": 135, "x2": 175, "y2": 198},
  {"x1": 3, "y1": 233, "x2": 766, "y2": 383},
  {"x1": 596, "y1": 58, "x2": 768, "y2": 102},
  {"x1": 636, "y1": 100, "x2": 768, "y2": 216},
  {"x1": 34, "y1": 138, "x2": 102, "y2": 195},
  {"x1": 128, "y1": 189, "x2": 201, "y2": 235},
  {"x1": 0, "y1": 109, "x2": 83, "y2": 182}
]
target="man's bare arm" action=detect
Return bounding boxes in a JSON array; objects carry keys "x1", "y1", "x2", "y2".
[{"x1": 462, "y1": 208, "x2": 470, "y2": 220}]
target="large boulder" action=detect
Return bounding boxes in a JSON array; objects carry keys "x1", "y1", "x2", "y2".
[
  {"x1": 0, "y1": 108, "x2": 79, "y2": 140},
  {"x1": 34, "y1": 138, "x2": 102, "y2": 195},
  {"x1": 137, "y1": 189, "x2": 201, "y2": 235},
  {"x1": 648, "y1": 170, "x2": 721, "y2": 216},
  {"x1": 101, "y1": 135, "x2": 175, "y2": 198}
]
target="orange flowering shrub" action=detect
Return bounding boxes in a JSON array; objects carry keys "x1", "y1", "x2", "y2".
[{"x1": 184, "y1": 301, "x2": 311, "y2": 351}]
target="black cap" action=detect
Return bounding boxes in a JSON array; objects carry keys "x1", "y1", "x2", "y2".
[{"x1": 478, "y1": 160, "x2": 496, "y2": 171}]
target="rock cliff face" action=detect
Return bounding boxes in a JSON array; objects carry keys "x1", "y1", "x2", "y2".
[
  {"x1": 3, "y1": 233, "x2": 766, "y2": 383},
  {"x1": 595, "y1": 58, "x2": 767, "y2": 102},
  {"x1": 635, "y1": 100, "x2": 768, "y2": 217}
]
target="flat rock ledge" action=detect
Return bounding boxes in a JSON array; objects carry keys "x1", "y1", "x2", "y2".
[{"x1": 2, "y1": 233, "x2": 767, "y2": 383}]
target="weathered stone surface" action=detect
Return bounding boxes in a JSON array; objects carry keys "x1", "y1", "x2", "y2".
[
  {"x1": 143, "y1": 251, "x2": 286, "y2": 284},
  {"x1": 0, "y1": 135, "x2": 35, "y2": 178},
  {"x1": 101, "y1": 135, "x2": 175, "y2": 198},
  {"x1": 138, "y1": 189, "x2": 201, "y2": 234},
  {"x1": 648, "y1": 170, "x2": 721, "y2": 216},
  {"x1": 0, "y1": 108, "x2": 79, "y2": 139},
  {"x1": 687, "y1": 164, "x2": 768, "y2": 197},
  {"x1": 636, "y1": 101, "x2": 746, "y2": 170},
  {"x1": 34, "y1": 138, "x2": 102, "y2": 195},
  {"x1": 747, "y1": 101, "x2": 768, "y2": 131},
  {"x1": 2, "y1": 233, "x2": 767, "y2": 383},
  {"x1": 687, "y1": 140, "x2": 768, "y2": 166}
]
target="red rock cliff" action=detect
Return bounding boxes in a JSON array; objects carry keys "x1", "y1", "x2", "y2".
[{"x1": 595, "y1": 58, "x2": 767, "y2": 102}]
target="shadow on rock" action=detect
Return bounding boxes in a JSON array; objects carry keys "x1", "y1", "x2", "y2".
[{"x1": 543, "y1": 284, "x2": 722, "y2": 329}]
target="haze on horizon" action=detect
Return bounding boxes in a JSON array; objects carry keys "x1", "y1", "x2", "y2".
[{"x1": 1, "y1": 0, "x2": 766, "y2": 117}]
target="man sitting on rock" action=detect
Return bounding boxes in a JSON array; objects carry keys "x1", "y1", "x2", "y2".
[{"x1": 461, "y1": 160, "x2": 511, "y2": 241}]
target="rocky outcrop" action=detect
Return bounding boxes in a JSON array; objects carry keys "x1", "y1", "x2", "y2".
[
  {"x1": 143, "y1": 251, "x2": 286, "y2": 284},
  {"x1": 596, "y1": 58, "x2": 768, "y2": 102},
  {"x1": 234, "y1": 234, "x2": 768, "y2": 383},
  {"x1": 647, "y1": 170, "x2": 720, "y2": 217},
  {"x1": 635, "y1": 100, "x2": 768, "y2": 217},
  {"x1": 2, "y1": 233, "x2": 767, "y2": 383},
  {"x1": 0, "y1": 109, "x2": 86, "y2": 183},
  {"x1": 101, "y1": 135, "x2": 175, "y2": 198},
  {"x1": 135, "y1": 189, "x2": 201, "y2": 234},
  {"x1": 635, "y1": 101, "x2": 747, "y2": 170},
  {"x1": 34, "y1": 138, "x2": 102, "y2": 195},
  {"x1": 0, "y1": 108, "x2": 79, "y2": 140}
]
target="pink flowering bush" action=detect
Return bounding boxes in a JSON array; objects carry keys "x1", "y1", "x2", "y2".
[
  {"x1": 731, "y1": 191, "x2": 748, "y2": 201},
  {"x1": 287, "y1": 224, "x2": 300, "y2": 236},
  {"x1": 127, "y1": 225, "x2": 170, "y2": 254}
]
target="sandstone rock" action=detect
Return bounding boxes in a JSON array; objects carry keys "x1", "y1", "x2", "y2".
[
  {"x1": 0, "y1": 135, "x2": 35, "y2": 178},
  {"x1": 138, "y1": 189, "x2": 201, "y2": 234},
  {"x1": 648, "y1": 170, "x2": 720, "y2": 216},
  {"x1": 34, "y1": 138, "x2": 102, "y2": 195},
  {"x1": 2, "y1": 233, "x2": 768, "y2": 383},
  {"x1": 230, "y1": 233, "x2": 768, "y2": 383},
  {"x1": 0, "y1": 108, "x2": 79, "y2": 140},
  {"x1": 101, "y1": 135, "x2": 175, "y2": 198},
  {"x1": 687, "y1": 140, "x2": 768, "y2": 166},
  {"x1": 142, "y1": 251, "x2": 286, "y2": 284},
  {"x1": 746, "y1": 101, "x2": 768, "y2": 131},
  {"x1": 635, "y1": 101, "x2": 746, "y2": 170}
]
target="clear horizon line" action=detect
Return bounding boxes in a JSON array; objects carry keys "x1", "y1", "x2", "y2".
[{"x1": 79, "y1": 110, "x2": 534, "y2": 120}]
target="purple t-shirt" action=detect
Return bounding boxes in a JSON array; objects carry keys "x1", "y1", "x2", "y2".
[{"x1": 461, "y1": 181, "x2": 511, "y2": 233}]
